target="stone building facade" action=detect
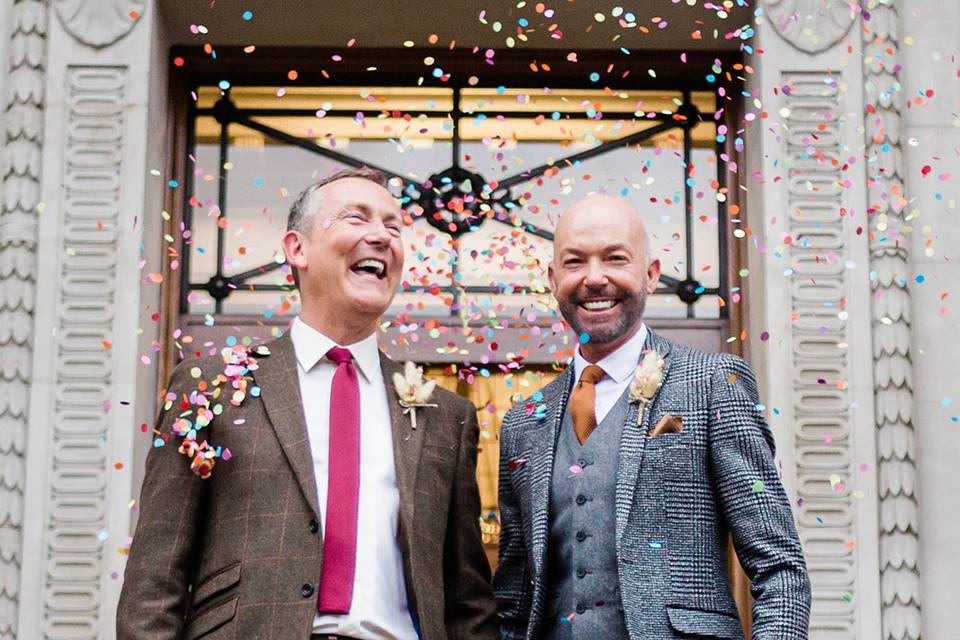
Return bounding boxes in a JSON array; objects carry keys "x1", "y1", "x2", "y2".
[{"x1": 0, "y1": 1, "x2": 956, "y2": 638}]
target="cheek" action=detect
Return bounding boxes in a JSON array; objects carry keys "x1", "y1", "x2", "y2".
[{"x1": 556, "y1": 276, "x2": 580, "y2": 300}]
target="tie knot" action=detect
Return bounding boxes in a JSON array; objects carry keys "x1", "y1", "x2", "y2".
[
  {"x1": 579, "y1": 364, "x2": 605, "y2": 386},
  {"x1": 326, "y1": 346, "x2": 354, "y2": 365}
]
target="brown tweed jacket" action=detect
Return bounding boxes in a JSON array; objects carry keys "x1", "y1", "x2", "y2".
[{"x1": 117, "y1": 334, "x2": 497, "y2": 640}]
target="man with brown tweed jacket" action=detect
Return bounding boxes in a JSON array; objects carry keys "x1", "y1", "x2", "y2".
[{"x1": 118, "y1": 169, "x2": 498, "y2": 640}]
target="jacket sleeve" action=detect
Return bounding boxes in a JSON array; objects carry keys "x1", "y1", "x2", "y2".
[
  {"x1": 492, "y1": 409, "x2": 532, "y2": 640},
  {"x1": 443, "y1": 400, "x2": 499, "y2": 640},
  {"x1": 708, "y1": 355, "x2": 812, "y2": 639},
  {"x1": 116, "y1": 360, "x2": 210, "y2": 639}
]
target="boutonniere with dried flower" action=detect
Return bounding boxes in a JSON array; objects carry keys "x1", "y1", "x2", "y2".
[
  {"x1": 628, "y1": 349, "x2": 664, "y2": 426},
  {"x1": 392, "y1": 361, "x2": 438, "y2": 431}
]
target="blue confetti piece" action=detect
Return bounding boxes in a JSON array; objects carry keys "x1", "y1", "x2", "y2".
[
  {"x1": 578, "y1": 332, "x2": 590, "y2": 344},
  {"x1": 242, "y1": 10, "x2": 253, "y2": 20},
  {"x1": 153, "y1": 437, "x2": 165, "y2": 448}
]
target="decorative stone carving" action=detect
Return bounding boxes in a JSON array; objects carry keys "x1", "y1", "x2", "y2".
[
  {"x1": 0, "y1": 3, "x2": 47, "y2": 639},
  {"x1": 53, "y1": 0, "x2": 143, "y2": 48},
  {"x1": 763, "y1": 0, "x2": 857, "y2": 53},
  {"x1": 863, "y1": 2, "x2": 923, "y2": 638},
  {"x1": 782, "y1": 71, "x2": 859, "y2": 637},
  {"x1": 33, "y1": 66, "x2": 126, "y2": 638}
]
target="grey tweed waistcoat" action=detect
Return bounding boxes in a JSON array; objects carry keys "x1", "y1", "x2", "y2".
[{"x1": 542, "y1": 383, "x2": 631, "y2": 640}]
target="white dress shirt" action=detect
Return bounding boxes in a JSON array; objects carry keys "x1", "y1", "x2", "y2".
[
  {"x1": 290, "y1": 317, "x2": 417, "y2": 640},
  {"x1": 572, "y1": 323, "x2": 649, "y2": 423}
]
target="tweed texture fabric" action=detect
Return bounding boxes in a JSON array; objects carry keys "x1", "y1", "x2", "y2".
[{"x1": 493, "y1": 330, "x2": 811, "y2": 640}]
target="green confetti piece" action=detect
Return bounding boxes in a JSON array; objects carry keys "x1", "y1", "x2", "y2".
[{"x1": 751, "y1": 480, "x2": 765, "y2": 493}]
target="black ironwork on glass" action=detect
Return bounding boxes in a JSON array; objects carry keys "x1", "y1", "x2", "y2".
[{"x1": 182, "y1": 86, "x2": 727, "y2": 317}]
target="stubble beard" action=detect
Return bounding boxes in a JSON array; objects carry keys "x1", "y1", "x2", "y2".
[{"x1": 559, "y1": 286, "x2": 648, "y2": 346}]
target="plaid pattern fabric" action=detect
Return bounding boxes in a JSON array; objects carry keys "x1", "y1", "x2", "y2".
[
  {"x1": 117, "y1": 335, "x2": 497, "y2": 640},
  {"x1": 493, "y1": 330, "x2": 811, "y2": 639}
]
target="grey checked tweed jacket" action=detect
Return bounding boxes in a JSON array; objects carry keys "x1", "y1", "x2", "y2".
[
  {"x1": 117, "y1": 335, "x2": 497, "y2": 640},
  {"x1": 493, "y1": 330, "x2": 811, "y2": 639}
]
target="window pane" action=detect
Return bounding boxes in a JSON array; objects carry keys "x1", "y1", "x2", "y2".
[{"x1": 186, "y1": 86, "x2": 725, "y2": 321}]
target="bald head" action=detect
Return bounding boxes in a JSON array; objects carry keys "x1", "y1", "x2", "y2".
[
  {"x1": 548, "y1": 193, "x2": 661, "y2": 362},
  {"x1": 553, "y1": 194, "x2": 651, "y2": 268}
]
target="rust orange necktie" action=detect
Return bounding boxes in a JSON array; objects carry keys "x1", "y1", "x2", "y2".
[{"x1": 571, "y1": 364, "x2": 606, "y2": 444}]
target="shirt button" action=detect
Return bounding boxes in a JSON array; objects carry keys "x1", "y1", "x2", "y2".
[
  {"x1": 576, "y1": 568, "x2": 587, "y2": 579},
  {"x1": 576, "y1": 531, "x2": 587, "y2": 542},
  {"x1": 301, "y1": 583, "x2": 314, "y2": 598},
  {"x1": 576, "y1": 604, "x2": 587, "y2": 614},
  {"x1": 308, "y1": 519, "x2": 319, "y2": 534},
  {"x1": 576, "y1": 494, "x2": 587, "y2": 506}
]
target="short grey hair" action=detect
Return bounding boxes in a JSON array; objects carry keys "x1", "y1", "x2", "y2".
[{"x1": 287, "y1": 167, "x2": 388, "y2": 234}]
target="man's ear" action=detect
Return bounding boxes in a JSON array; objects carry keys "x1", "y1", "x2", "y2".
[
  {"x1": 547, "y1": 260, "x2": 557, "y2": 293},
  {"x1": 282, "y1": 230, "x2": 308, "y2": 270},
  {"x1": 646, "y1": 258, "x2": 661, "y2": 294}
]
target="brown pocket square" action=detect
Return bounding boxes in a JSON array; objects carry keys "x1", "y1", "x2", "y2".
[{"x1": 648, "y1": 414, "x2": 683, "y2": 437}]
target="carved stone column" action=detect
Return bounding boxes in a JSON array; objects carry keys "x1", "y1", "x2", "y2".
[
  {"x1": 17, "y1": 1, "x2": 164, "y2": 637},
  {"x1": 862, "y1": 3, "x2": 922, "y2": 639},
  {"x1": 747, "y1": 2, "x2": 883, "y2": 637},
  {"x1": 0, "y1": 3, "x2": 47, "y2": 639}
]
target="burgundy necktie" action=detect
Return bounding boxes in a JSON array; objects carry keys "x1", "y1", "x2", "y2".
[{"x1": 317, "y1": 346, "x2": 360, "y2": 614}]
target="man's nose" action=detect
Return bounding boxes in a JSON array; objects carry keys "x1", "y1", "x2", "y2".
[
  {"x1": 365, "y1": 219, "x2": 392, "y2": 245},
  {"x1": 583, "y1": 260, "x2": 607, "y2": 286}
]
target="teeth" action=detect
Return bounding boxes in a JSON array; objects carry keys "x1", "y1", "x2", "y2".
[
  {"x1": 582, "y1": 300, "x2": 614, "y2": 311},
  {"x1": 355, "y1": 259, "x2": 385, "y2": 275}
]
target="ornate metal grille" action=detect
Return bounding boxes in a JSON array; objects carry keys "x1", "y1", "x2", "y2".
[{"x1": 182, "y1": 84, "x2": 728, "y2": 320}]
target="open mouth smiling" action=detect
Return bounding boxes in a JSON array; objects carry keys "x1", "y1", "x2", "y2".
[
  {"x1": 350, "y1": 258, "x2": 387, "y2": 280},
  {"x1": 579, "y1": 299, "x2": 619, "y2": 312}
]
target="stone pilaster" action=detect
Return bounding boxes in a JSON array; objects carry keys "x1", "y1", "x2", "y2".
[
  {"x1": 0, "y1": 2, "x2": 47, "y2": 638},
  {"x1": 862, "y1": 2, "x2": 922, "y2": 638},
  {"x1": 747, "y1": 2, "x2": 883, "y2": 637},
  {"x1": 17, "y1": 1, "x2": 162, "y2": 637}
]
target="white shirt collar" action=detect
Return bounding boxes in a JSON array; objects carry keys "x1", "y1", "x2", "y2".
[
  {"x1": 573, "y1": 322, "x2": 649, "y2": 385},
  {"x1": 290, "y1": 316, "x2": 381, "y2": 382}
]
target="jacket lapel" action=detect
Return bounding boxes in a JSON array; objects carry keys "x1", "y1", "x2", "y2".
[
  {"x1": 252, "y1": 334, "x2": 321, "y2": 519},
  {"x1": 615, "y1": 329, "x2": 673, "y2": 545},
  {"x1": 528, "y1": 368, "x2": 573, "y2": 576},
  {"x1": 380, "y1": 354, "x2": 424, "y2": 556}
]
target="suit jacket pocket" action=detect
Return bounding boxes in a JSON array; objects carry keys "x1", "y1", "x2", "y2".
[
  {"x1": 665, "y1": 604, "x2": 744, "y2": 639},
  {"x1": 191, "y1": 562, "x2": 241, "y2": 613},
  {"x1": 185, "y1": 596, "x2": 238, "y2": 640},
  {"x1": 645, "y1": 431, "x2": 689, "y2": 452}
]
